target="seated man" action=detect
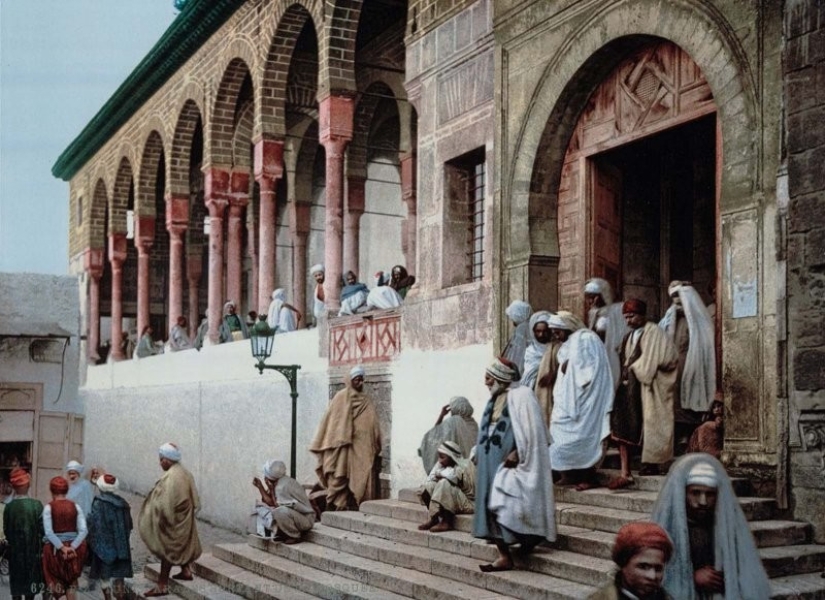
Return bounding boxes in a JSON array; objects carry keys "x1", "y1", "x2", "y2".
[
  {"x1": 651, "y1": 454, "x2": 770, "y2": 599},
  {"x1": 266, "y1": 289, "x2": 302, "y2": 334},
  {"x1": 219, "y1": 301, "x2": 249, "y2": 342},
  {"x1": 417, "y1": 441, "x2": 475, "y2": 533},
  {"x1": 168, "y1": 316, "x2": 193, "y2": 352},
  {"x1": 252, "y1": 460, "x2": 315, "y2": 544},
  {"x1": 339, "y1": 271, "x2": 370, "y2": 316},
  {"x1": 588, "y1": 522, "x2": 674, "y2": 600}
]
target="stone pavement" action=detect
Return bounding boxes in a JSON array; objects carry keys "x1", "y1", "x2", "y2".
[{"x1": 0, "y1": 489, "x2": 246, "y2": 600}]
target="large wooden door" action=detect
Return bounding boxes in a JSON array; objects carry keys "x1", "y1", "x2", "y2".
[
  {"x1": 34, "y1": 413, "x2": 84, "y2": 501},
  {"x1": 590, "y1": 159, "x2": 623, "y2": 293}
]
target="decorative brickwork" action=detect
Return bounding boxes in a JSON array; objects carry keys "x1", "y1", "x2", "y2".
[{"x1": 329, "y1": 310, "x2": 402, "y2": 366}]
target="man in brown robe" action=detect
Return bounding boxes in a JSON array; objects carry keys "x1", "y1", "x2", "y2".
[
  {"x1": 609, "y1": 299, "x2": 678, "y2": 489},
  {"x1": 138, "y1": 443, "x2": 202, "y2": 597},
  {"x1": 310, "y1": 365, "x2": 382, "y2": 511}
]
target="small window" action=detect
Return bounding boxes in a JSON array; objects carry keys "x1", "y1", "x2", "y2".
[{"x1": 444, "y1": 147, "x2": 486, "y2": 286}]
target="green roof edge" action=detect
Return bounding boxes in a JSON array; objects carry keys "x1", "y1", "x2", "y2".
[{"x1": 51, "y1": 0, "x2": 244, "y2": 181}]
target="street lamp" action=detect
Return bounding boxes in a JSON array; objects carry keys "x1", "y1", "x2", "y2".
[{"x1": 249, "y1": 315, "x2": 301, "y2": 478}]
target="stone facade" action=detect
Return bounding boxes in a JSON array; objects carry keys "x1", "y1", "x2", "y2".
[
  {"x1": 57, "y1": 0, "x2": 825, "y2": 535},
  {"x1": 784, "y1": 0, "x2": 825, "y2": 540}
]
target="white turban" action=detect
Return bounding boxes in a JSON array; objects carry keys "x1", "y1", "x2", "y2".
[
  {"x1": 350, "y1": 365, "x2": 365, "y2": 379},
  {"x1": 547, "y1": 314, "x2": 572, "y2": 331},
  {"x1": 486, "y1": 357, "x2": 520, "y2": 382},
  {"x1": 310, "y1": 264, "x2": 325, "y2": 275},
  {"x1": 437, "y1": 440, "x2": 463, "y2": 463},
  {"x1": 271, "y1": 288, "x2": 285, "y2": 301},
  {"x1": 548, "y1": 310, "x2": 587, "y2": 332},
  {"x1": 686, "y1": 461, "x2": 718, "y2": 488},
  {"x1": 159, "y1": 442, "x2": 182, "y2": 462},
  {"x1": 263, "y1": 459, "x2": 286, "y2": 480},
  {"x1": 96, "y1": 473, "x2": 120, "y2": 493},
  {"x1": 505, "y1": 300, "x2": 532, "y2": 325},
  {"x1": 584, "y1": 277, "x2": 614, "y2": 305},
  {"x1": 66, "y1": 460, "x2": 84, "y2": 474},
  {"x1": 668, "y1": 280, "x2": 687, "y2": 297},
  {"x1": 223, "y1": 300, "x2": 236, "y2": 314}
]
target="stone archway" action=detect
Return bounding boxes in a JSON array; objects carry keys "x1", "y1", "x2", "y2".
[{"x1": 502, "y1": 4, "x2": 771, "y2": 464}]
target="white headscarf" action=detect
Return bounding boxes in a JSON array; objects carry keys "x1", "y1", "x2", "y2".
[
  {"x1": 584, "y1": 277, "x2": 614, "y2": 305},
  {"x1": 520, "y1": 311, "x2": 552, "y2": 389},
  {"x1": 350, "y1": 365, "x2": 365, "y2": 379},
  {"x1": 503, "y1": 300, "x2": 533, "y2": 374},
  {"x1": 96, "y1": 473, "x2": 120, "y2": 493},
  {"x1": 505, "y1": 300, "x2": 532, "y2": 324},
  {"x1": 66, "y1": 460, "x2": 84, "y2": 474},
  {"x1": 651, "y1": 454, "x2": 770, "y2": 600},
  {"x1": 267, "y1": 288, "x2": 297, "y2": 333},
  {"x1": 310, "y1": 264, "x2": 324, "y2": 275},
  {"x1": 223, "y1": 301, "x2": 236, "y2": 315},
  {"x1": 659, "y1": 284, "x2": 716, "y2": 412},
  {"x1": 263, "y1": 459, "x2": 287, "y2": 480}
]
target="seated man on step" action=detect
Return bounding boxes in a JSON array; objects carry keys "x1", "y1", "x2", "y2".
[
  {"x1": 252, "y1": 460, "x2": 315, "y2": 544},
  {"x1": 417, "y1": 441, "x2": 475, "y2": 533}
]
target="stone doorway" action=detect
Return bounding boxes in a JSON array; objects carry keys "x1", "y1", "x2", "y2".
[{"x1": 588, "y1": 114, "x2": 718, "y2": 321}]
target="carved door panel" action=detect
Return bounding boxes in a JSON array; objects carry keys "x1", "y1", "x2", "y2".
[
  {"x1": 35, "y1": 413, "x2": 82, "y2": 501},
  {"x1": 590, "y1": 159, "x2": 623, "y2": 294}
]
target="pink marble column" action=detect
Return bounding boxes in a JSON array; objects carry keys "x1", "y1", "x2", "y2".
[
  {"x1": 246, "y1": 219, "x2": 259, "y2": 315},
  {"x1": 204, "y1": 168, "x2": 230, "y2": 344},
  {"x1": 166, "y1": 193, "x2": 189, "y2": 324},
  {"x1": 109, "y1": 233, "x2": 128, "y2": 361},
  {"x1": 186, "y1": 254, "x2": 202, "y2": 338},
  {"x1": 254, "y1": 138, "x2": 285, "y2": 314},
  {"x1": 226, "y1": 197, "x2": 247, "y2": 309},
  {"x1": 400, "y1": 151, "x2": 418, "y2": 274},
  {"x1": 135, "y1": 216, "x2": 155, "y2": 336},
  {"x1": 319, "y1": 95, "x2": 355, "y2": 312},
  {"x1": 84, "y1": 248, "x2": 105, "y2": 362},
  {"x1": 289, "y1": 202, "x2": 311, "y2": 327},
  {"x1": 344, "y1": 176, "x2": 366, "y2": 277}
]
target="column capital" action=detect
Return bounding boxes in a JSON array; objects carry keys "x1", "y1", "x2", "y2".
[
  {"x1": 230, "y1": 170, "x2": 251, "y2": 199},
  {"x1": 319, "y1": 94, "x2": 355, "y2": 146},
  {"x1": 135, "y1": 215, "x2": 155, "y2": 245},
  {"x1": 254, "y1": 138, "x2": 285, "y2": 182},
  {"x1": 206, "y1": 198, "x2": 229, "y2": 218},
  {"x1": 167, "y1": 223, "x2": 187, "y2": 238},
  {"x1": 109, "y1": 233, "x2": 128, "y2": 265},
  {"x1": 203, "y1": 167, "x2": 231, "y2": 203},
  {"x1": 83, "y1": 247, "x2": 105, "y2": 279},
  {"x1": 165, "y1": 192, "x2": 190, "y2": 230}
]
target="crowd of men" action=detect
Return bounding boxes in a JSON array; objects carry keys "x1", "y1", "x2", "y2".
[{"x1": 10, "y1": 276, "x2": 773, "y2": 599}]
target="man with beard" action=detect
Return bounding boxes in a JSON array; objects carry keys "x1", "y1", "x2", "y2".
[
  {"x1": 651, "y1": 454, "x2": 770, "y2": 599},
  {"x1": 473, "y1": 357, "x2": 555, "y2": 572}
]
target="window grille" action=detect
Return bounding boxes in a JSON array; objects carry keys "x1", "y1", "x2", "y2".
[{"x1": 468, "y1": 161, "x2": 485, "y2": 282}]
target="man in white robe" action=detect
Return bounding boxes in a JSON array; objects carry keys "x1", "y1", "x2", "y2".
[
  {"x1": 338, "y1": 271, "x2": 369, "y2": 316},
  {"x1": 168, "y1": 316, "x2": 193, "y2": 352},
  {"x1": 473, "y1": 357, "x2": 555, "y2": 572},
  {"x1": 651, "y1": 454, "x2": 770, "y2": 599},
  {"x1": 417, "y1": 441, "x2": 475, "y2": 533},
  {"x1": 659, "y1": 281, "x2": 716, "y2": 449},
  {"x1": 310, "y1": 264, "x2": 325, "y2": 324},
  {"x1": 502, "y1": 300, "x2": 532, "y2": 374},
  {"x1": 549, "y1": 313, "x2": 614, "y2": 490},
  {"x1": 519, "y1": 311, "x2": 552, "y2": 390},
  {"x1": 266, "y1": 289, "x2": 302, "y2": 333},
  {"x1": 65, "y1": 460, "x2": 95, "y2": 517},
  {"x1": 585, "y1": 278, "x2": 629, "y2": 392}
]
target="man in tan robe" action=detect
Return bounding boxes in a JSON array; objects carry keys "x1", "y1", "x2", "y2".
[
  {"x1": 309, "y1": 365, "x2": 381, "y2": 511},
  {"x1": 139, "y1": 443, "x2": 202, "y2": 596},
  {"x1": 609, "y1": 300, "x2": 678, "y2": 490}
]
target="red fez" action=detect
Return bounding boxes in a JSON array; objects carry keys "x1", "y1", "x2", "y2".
[
  {"x1": 622, "y1": 299, "x2": 647, "y2": 316},
  {"x1": 9, "y1": 467, "x2": 31, "y2": 488},
  {"x1": 49, "y1": 476, "x2": 69, "y2": 495},
  {"x1": 612, "y1": 522, "x2": 673, "y2": 567},
  {"x1": 102, "y1": 473, "x2": 117, "y2": 485}
]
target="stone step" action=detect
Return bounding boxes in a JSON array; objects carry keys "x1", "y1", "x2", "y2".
[
  {"x1": 143, "y1": 562, "x2": 250, "y2": 600},
  {"x1": 593, "y1": 469, "x2": 753, "y2": 495},
  {"x1": 199, "y1": 544, "x2": 404, "y2": 600},
  {"x1": 215, "y1": 541, "x2": 517, "y2": 600},
  {"x1": 246, "y1": 533, "x2": 597, "y2": 600},
  {"x1": 323, "y1": 505, "x2": 822, "y2": 579},
  {"x1": 126, "y1": 572, "x2": 187, "y2": 600},
  {"x1": 288, "y1": 524, "x2": 606, "y2": 594},
  {"x1": 769, "y1": 571, "x2": 825, "y2": 599},
  {"x1": 553, "y1": 485, "x2": 776, "y2": 520}
]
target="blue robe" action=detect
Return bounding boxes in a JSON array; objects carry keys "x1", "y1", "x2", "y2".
[{"x1": 87, "y1": 492, "x2": 134, "y2": 580}]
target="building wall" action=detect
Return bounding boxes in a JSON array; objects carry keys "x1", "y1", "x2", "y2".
[
  {"x1": 783, "y1": 0, "x2": 825, "y2": 541},
  {"x1": 0, "y1": 273, "x2": 82, "y2": 415},
  {"x1": 82, "y1": 329, "x2": 330, "y2": 531}
]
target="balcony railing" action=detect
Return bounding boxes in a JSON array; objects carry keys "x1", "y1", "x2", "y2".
[{"x1": 329, "y1": 309, "x2": 401, "y2": 366}]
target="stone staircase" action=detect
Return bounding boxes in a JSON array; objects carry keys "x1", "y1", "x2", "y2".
[{"x1": 136, "y1": 471, "x2": 825, "y2": 599}]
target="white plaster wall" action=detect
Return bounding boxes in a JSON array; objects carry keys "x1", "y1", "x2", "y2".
[
  {"x1": 82, "y1": 328, "x2": 330, "y2": 532},
  {"x1": 389, "y1": 342, "x2": 493, "y2": 494},
  {"x1": 361, "y1": 159, "x2": 406, "y2": 280},
  {"x1": 0, "y1": 272, "x2": 82, "y2": 415}
]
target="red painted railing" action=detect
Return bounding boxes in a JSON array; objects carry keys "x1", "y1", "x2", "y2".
[{"x1": 329, "y1": 309, "x2": 401, "y2": 366}]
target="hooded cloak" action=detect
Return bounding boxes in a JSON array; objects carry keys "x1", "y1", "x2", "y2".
[{"x1": 418, "y1": 396, "x2": 479, "y2": 473}]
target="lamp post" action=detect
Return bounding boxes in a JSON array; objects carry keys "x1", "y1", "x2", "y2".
[{"x1": 249, "y1": 315, "x2": 301, "y2": 478}]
